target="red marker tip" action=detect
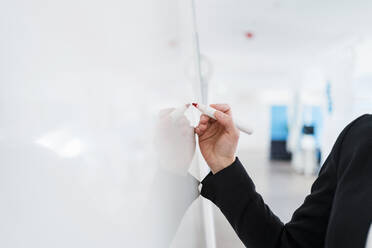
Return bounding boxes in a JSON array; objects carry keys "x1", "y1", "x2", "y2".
[{"x1": 192, "y1": 103, "x2": 198, "y2": 107}]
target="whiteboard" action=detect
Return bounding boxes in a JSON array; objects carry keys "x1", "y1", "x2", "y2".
[{"x1": 0, "y1": 0, "x2": 210, "y2": 247}]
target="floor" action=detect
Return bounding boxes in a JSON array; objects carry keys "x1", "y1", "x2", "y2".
[{"x1": 213, "y1": 150, "x2": 316, "y2": 248}]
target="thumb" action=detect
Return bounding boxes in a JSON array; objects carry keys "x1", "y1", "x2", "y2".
[{"x1": 214, "y1": 110, "x2": 235, "y2": 132}]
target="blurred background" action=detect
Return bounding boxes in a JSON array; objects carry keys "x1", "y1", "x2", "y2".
[
  {"x1": 1, "y1": 0, "x2": 372, "y2": 247},
  {"x1": 196, "y1": 1, "x2": 372, "y2": 246}
]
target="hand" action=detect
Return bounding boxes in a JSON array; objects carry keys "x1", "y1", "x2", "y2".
[
  {"x1": 195, "y1": 104, "x2": 239, "y2": 174},
  {"x1": 153, "y1": 107, "x2": 196, "y2": 176}
]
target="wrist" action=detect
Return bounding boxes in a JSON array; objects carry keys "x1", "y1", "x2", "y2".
[{"x1": 211, "y1": 156, "x2": 236, "y2": 174}]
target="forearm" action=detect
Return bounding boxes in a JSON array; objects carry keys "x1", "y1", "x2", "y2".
[{"x1": 201, "y1": 158, "x2": 284, "y2": 248}]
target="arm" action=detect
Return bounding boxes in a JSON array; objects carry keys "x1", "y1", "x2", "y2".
[
  {"x1": 195, "y1": 104, "x2": 363, "y2": 248},
  {"x1": 201, "y1": 154, "x2": 335, "y2": 248}
]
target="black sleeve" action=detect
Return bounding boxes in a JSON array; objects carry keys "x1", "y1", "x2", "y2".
[{"x1": 200, "y1": 116, "x2": 366, "y2": 248}]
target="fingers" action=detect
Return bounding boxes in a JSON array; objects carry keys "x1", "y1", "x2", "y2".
[
  {"x1": 214, "y1": 110, "x2": 235, "y2": 133},
  {"x1": 195, "y1": 122, "x2": 209, "y2": 136},
  {"x1": 200, "y1": 114, "x2": 210, "y2": 124},
  {"x1": 210, "y1": 103, "x2": 231, "y2": 115},
  {"x1": 195, "y1": 103, "x2": 234, "y2": 135},
  {"x1": 199, "y1": 123, "x2": 208, "y2": 132},
  {"x1": 210, "y1": 103, "x2": 234, "y2": 132},
  {"x1": 195, "y1": 126, "x2": 202, "y2": 136}
]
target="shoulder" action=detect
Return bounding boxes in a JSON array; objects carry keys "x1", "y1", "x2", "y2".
[
  {"x1": 345, "y1": 114, "x2": 372, "y2": 145},
  {"x1": 337, "y1": 114, "x2": 372, "y2": 177},
  {"x1": 331, "y1": 114, "x2": 372, "y2": 158},
  {"x1": 353, "y1": 114, "x2": 372, "y2": 126},
  {"x1": 335, "y1": 115, "x2": 372, "y2": 184}
]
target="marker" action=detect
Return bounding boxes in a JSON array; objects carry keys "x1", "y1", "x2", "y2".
[{"x1": 192, "y1": 103, "x2": 253, "y2": 135}]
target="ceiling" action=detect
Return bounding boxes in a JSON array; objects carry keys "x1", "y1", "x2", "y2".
[{"x1": 194, "y1": 0, "x2": 372, "y2": 86}]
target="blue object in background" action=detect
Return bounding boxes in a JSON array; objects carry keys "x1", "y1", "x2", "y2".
[
  {"x1": 301, "y1": 105, "x2": 323, "y2": 147},
  {"x1": 270, "y1": 105, "x2": 289, "y2": 141},
  {"x1": 302, "y1": 106, "x2": 323, "y2": 164},
  {"x1": 270, "y1": 105, "x2": 291, "y2": 160},
  {"x1": 311, "y1": 106, "x2": 323, "y2": 148},
  {"x1": 326, "y1": 81, "x2": 333, "y2": 114}
]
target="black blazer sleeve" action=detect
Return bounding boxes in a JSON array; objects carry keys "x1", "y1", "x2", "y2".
[{"x1": 200, "y1": 115, "x2": 367, "y2": 248}]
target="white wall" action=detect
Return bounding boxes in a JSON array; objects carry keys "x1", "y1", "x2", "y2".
[{"x1": 0, "y1": 0, "x2": 210, "y2": 247}]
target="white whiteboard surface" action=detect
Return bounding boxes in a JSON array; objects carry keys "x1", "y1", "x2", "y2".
[{"x1": 0, "y1": 0, "x2": 210, "y2": 247}]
